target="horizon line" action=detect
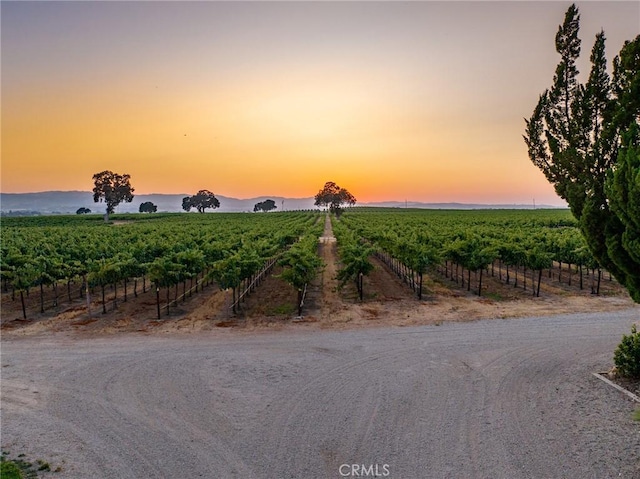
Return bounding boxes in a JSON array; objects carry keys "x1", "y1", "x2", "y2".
[{"x1": 0, "y1": 190, "x2": 567, "y2": 208}]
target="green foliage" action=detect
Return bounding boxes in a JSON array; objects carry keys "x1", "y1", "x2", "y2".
[
  {"x1": 525, "y1": 248, "x2": 554, "y2": 272},
  {"x1": 336, "y1": 242, "x2": 374, "y2": 287},
  {"x1": 0, "y1": 452, "x2": 43, "y2": 479},
  {"x1": 12, "y1": 263, "x2": 37, "y2": 293},
  {"x1": 1, "y1": 212, "x2": 318, "y2": 317},
  {"x1": 333, "y1": 221, "x2": 375, "y2": 301},
  {"x1": 92, "y1": 170, "x2": 135, "y2": 219},
  {"x1": 76, "y1": 207, "x2": 91, "y2": 215},
  {"x1": 613, "y1": 324, "x2": 640, "y2": 379},
  {"x1": 210, "y1": 255, "x2": 241, "y2": 291},
  {"x1": 279, "y1": 236, "x2": 323, "y2": 291},
  {"x1": 182, "y1": 190, "x2": 220, "y2": 213},
  {"x1": 404, "y1": 242, "x2": 441, "y2": 275},
  {"x1": 253, "y1": 199, "x2": 278, "y2": 212},
  {"x1": 0, "y1": 460, "x2": 23, "y2": 479},
  {"x1": 524, "y1": 4, "x2": 640, "y2": 302},
  {"x1": 338, "y1": 208, "x2": 597, "y2": 298},
  {"x1": 606, "y1": 125, "x2": 640, "y2": 299},
  {"x1": 314, "y1": 181, "x2": 356, "y2": 215},
  {"x1": 278, "y1": 235, "x2": 323, "y2": 315},
  {"x1": 333, "y1": 220, "x2": 374, "y2": 285},
  {"x1": 446, "y1": 236, "x2": 494, "y2": 273},
  {"x1": 139, "y1": 201, "x2": 157, "y2": 213},
  {"x1": 147, "y1": 257, "x2": 183, "y2": 289}
]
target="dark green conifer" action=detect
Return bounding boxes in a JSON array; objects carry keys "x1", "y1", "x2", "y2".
[{"x1": 524, "y1": 4, "x2": 640, "y2": 301}]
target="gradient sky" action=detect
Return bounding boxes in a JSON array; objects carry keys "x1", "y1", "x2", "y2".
[{"x1": 2, "y1": 1, "x2": 639, "y2": 204}]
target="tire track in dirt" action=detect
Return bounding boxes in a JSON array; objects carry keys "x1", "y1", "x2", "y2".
[{"x1": 2, "y1": 310, "x2": 639, "y2": 478}]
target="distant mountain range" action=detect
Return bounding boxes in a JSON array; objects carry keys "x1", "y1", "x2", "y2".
[
  {"x1": 0, "y1": 191, "x2": 563, "y2": 215},
  {"x1": 0, "y1": 191, "x2": 316, "y2": 214}
]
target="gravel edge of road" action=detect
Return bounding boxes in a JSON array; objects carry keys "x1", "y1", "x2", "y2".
[{"x1": 592, "y1": 373, "x2": 640, "y2": 403}]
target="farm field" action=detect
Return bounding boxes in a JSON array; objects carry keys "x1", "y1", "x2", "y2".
[
  {"x1": 3, "y1": 2, "x2": 639, "y2": 477},
  {"x1": 2, "y1": 209, "x2": 639, "y2": 478},
  {"x1": 1, "y1": 209, "x2": 635, "y2": 336}
]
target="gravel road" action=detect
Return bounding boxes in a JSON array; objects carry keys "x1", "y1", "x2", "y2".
[{"x1": 2, "y1": 309, "x2": 639, "y2": 479}]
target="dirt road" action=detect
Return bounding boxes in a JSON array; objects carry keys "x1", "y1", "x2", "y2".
[
  {"x1": 317, "y1": 214, "x2": 344, "y2": 318},
  {"x1": 2, "y1": 308, "x2": 639, "y2": 478}
]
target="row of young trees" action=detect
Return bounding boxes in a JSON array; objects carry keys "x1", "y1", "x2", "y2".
[
  {"x1": 278, "y1": 228, "x2": 325, "y2": 315},
  {"x1": 4, "y1": 179, "x2": 354, "y2": 319},
  {"x1": 332, "y1": 219, "x2": 375, "y2": 301},
  {"x1": 1, "y1": 212, "x2": 319, "y2": 318},
  {"x1": 337, "y1": 209, "x2": 602, "y2": 299}
]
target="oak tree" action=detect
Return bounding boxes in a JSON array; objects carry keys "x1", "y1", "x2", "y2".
[
  {"x1": 253, "y1": 199, "x2": 277, "y2": 212},
  {"x1": 139, "y1": 201, "x2": 157, "y2": 213},
  {"x1": 182, "y1": 190, "x2": 220, "y2": 213},
  {"x1": 314, "y1": 181, "x2": 356, "y2": 216},
  {"x1": 92, "y1": 170, "x2": 135, "y2": 221}
]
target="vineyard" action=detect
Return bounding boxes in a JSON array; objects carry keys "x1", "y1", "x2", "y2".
[
  {"x1": 337, "y1": 208, "x2": 608, "y2": 299},
  {"x1": 1, "y1": 212, "x2": 322, "y2": 323},
  {"x1": 0, "y1": 209, "x2": 633, "y2": 332}
]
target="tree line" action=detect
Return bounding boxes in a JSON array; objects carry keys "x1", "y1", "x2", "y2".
[{"x1": 90, "y1": 171, "x2": 288, "y2": 219}]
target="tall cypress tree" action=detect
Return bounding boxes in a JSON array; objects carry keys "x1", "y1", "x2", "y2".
[
  {"x1": 547, "y1": 4, "x2": 581, "y2": 151},
  {"x1": 524, "y1": 4, "x2": 640, "y2": 302},
  {"x1": 605, "y1": 39, "x2": 640, "y2": 300},
  {"x1": 585, "y1": 32, "x2": 610, "y2": 156}
]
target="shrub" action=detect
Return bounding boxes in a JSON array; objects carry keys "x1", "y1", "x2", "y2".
[
  {"x1": 0, "y1": 460, "x2": 23, "y2": 479},
  {"x1": 614, "y1": 324, "x2": 640, "y2": 379}
]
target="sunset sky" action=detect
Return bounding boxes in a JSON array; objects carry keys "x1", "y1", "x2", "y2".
[{"x1": 2, "y1": 1, "x2": 639, "y2": 204}]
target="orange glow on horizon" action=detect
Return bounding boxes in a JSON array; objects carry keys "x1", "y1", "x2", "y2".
[{"x1": 5, "y1": 1, "x2": 632, "y2": 206}]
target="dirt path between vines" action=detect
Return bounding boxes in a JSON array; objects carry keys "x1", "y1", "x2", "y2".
[{"x1": 318, "y1": 214, "x2": 342, "y2": 318}]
